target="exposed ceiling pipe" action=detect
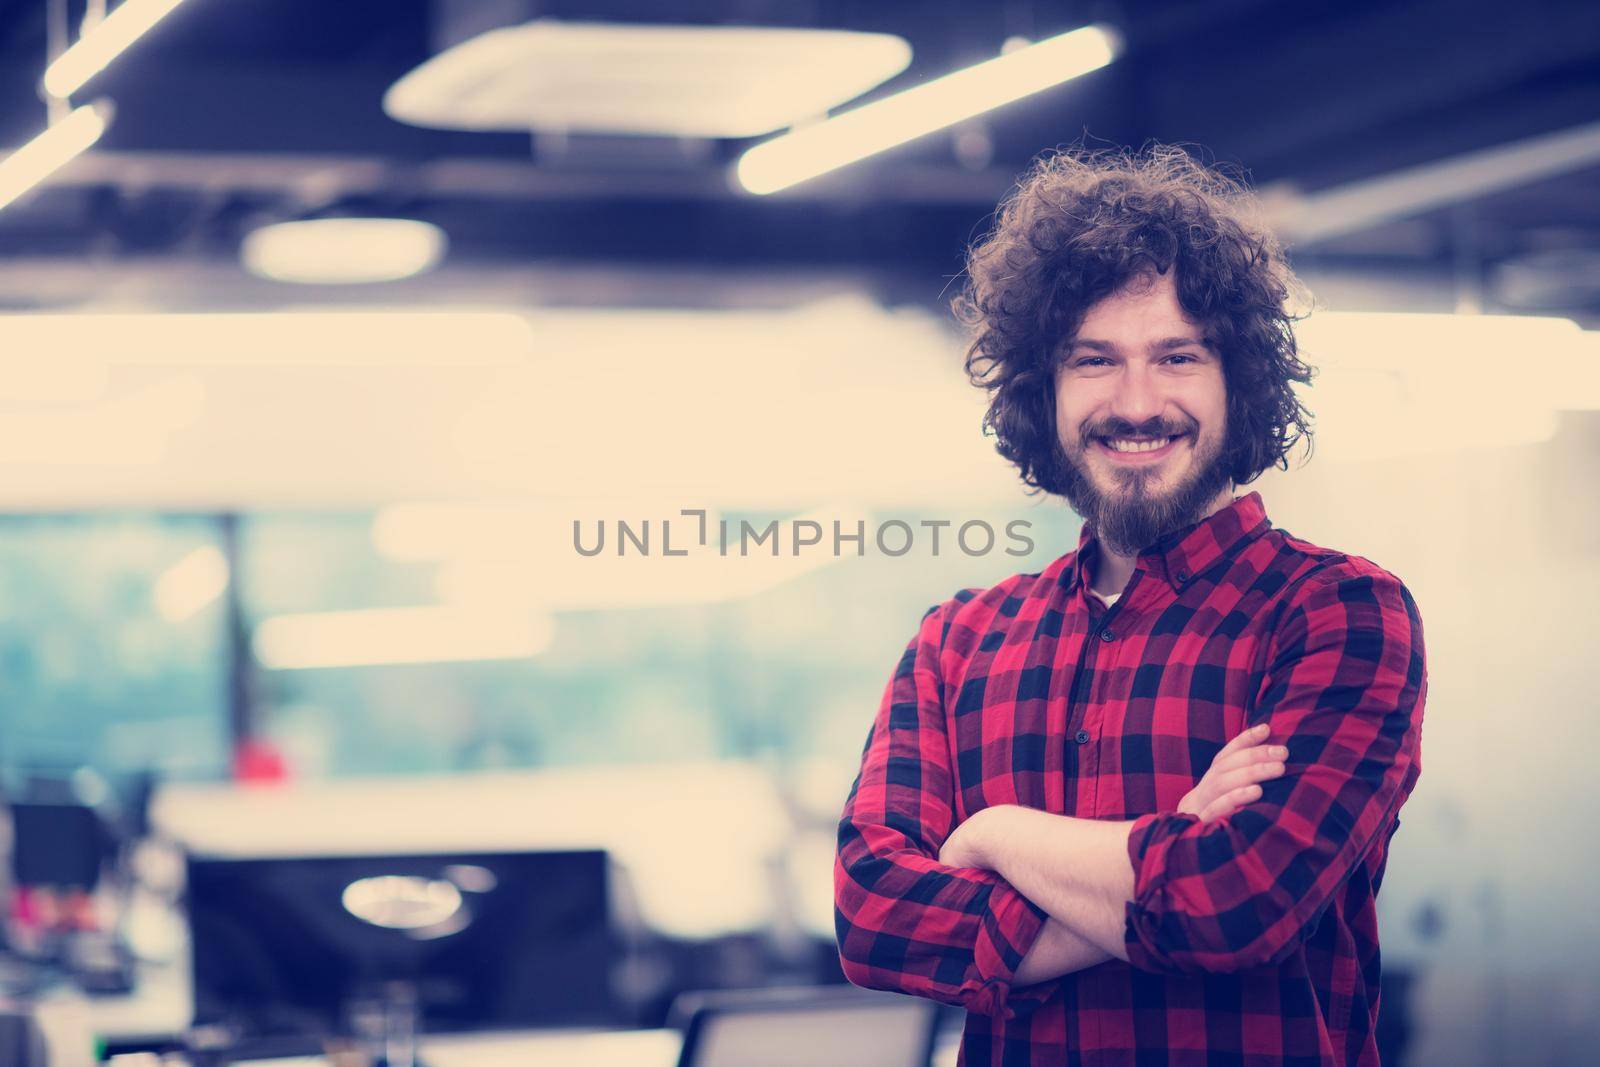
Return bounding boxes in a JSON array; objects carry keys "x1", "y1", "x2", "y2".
[{"x1": 1268, "y1": 119, "x2": 1600, "y2": 246}]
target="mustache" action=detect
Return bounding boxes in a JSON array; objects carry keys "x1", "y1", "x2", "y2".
[{"x1": 1084, "y1": 422, "x2": 1192, "y2": 442}]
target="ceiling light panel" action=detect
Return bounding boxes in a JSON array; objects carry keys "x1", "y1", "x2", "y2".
[
  {"x1": 384, "y1": 21, "x2": 912, "y2": 139},
  {"x1": 43, "y1": 0, "x2": 192, "y2": 99},
  {"x1": 242, "y1": 218, "x2": 447, "y2": 285}
]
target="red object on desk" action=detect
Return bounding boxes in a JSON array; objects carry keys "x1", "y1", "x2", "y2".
[{"x1": 232, "y1": 738, "x2": 290, "y2": 784}]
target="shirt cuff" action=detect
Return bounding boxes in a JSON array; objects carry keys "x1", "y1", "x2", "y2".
[
  {"x1": 1122, "y1": 810, "x2": 1200, "y2": 970},
  {"x1": 972, "y1": 879, "x2": 1052, "y2": 1020}
]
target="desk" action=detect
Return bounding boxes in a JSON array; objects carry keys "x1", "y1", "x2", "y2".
[
  {"x1": 250, "y1": 1028, "x2": 683, "y2": 1067},
  {"x1": 245, "y1": 1024, "x2": 964, "y2": 1067}
]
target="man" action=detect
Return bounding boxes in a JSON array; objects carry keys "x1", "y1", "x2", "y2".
[{"x1": 834, "y1": 146, "x2": 1427, "y2": 1065}]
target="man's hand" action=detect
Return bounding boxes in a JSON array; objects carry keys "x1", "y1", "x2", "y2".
[
  {"x1": 939, "y1": 724, "x2": 1285, "y2": 871},
  {"x1": 929, "y1": 723, "x2": 1291, "y2": 968},
  {"x1": 1177, "y1": 722, "x2": 1287, "y2": 823},
  {"x1": 938, "y1": 804, "x2": 996, "y2": 869}
]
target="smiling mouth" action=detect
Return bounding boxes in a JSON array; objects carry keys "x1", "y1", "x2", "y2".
[{"x1": 1095, "y1": 434, "x2": 1188, "y2": 460}]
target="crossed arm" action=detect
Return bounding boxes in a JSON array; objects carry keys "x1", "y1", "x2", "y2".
[
  {"x1": 938, "y1": 810, "x2": 1141, "y2": 978},
  {"x1": 936, "y1": 725, "x2": 1285, "y2": 981},
  {"x1": 834, "y1": 569, "x2": 1426, "y2": 1012}
]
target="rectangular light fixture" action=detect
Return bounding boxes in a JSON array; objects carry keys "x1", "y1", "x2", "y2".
[
  {"x1": 253, "y1": 606, "x2": 553, "y2": 670},
  {"x1": 736, "y1": 24, "x2": 1119, "y2": 195},
  {"x1": 386, "y1": 22, "x2": 912, "y2": 140},
  {"x1": 242, "y1": 218, "x2": 448, "y2": 284},
  {"x1": 43, "y1": 0, "x2": 190, "y2": 99},
  {"x1": 0, "y1": 102, "x2": 109, "y2": 212}
]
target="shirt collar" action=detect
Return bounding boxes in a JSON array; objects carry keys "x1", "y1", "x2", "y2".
[{"x1": 1067, "y1": 491, "x2": 1271, "y2": 595}]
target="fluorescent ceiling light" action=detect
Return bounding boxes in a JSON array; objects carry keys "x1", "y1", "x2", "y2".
[
  {"x1": 0, "y1": 103, "x2": 109, "y2": 212},
  {"x1": 254, "y1": 606, "x2": 553, "y2": 670},
  {"x1": 0, "y1": 310, "x2": 533, "y2": 366},
  {"x1": 43, "y1": 0, "x2": 190, "y2": 99},
  {"x1": 736, "y1": 24, "x2": 1118, "y2": 194},
  {"x1": 242, "y1": 218, "x2": 448, "y2": 285},
  {"x1": 384, "y1": 21, "x2": 911, "y2": 138}
]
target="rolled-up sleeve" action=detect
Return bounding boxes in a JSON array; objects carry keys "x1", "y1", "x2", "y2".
[
  {"x1": 1123, "y1": 565, "x2": 1427, "y2": 974},
  {"x1": 835, "y1": 600, "x2": 1050, "y2": 1018}
]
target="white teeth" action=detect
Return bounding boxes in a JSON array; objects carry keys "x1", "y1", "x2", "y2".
[{"x1": 1106, "y1": 436, "x2": 1177, "y2": 453}]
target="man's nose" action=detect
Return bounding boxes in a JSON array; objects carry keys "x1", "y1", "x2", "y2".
[{"x1": 1108, "y1": 367, "x2": 1168, "y2": 427}]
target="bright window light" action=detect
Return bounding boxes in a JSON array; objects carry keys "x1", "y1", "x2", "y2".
[
  {"x1": 0, "y1": 357, "x2": 108, "y2": 404},
  {"x1": 1293, "y1": 312, "x2": 1591, "y2": 459},
  {"x1": 154, "y1": 544, "x2": 230, "y2": 621},
  {"x1": 242, "y1": 218, "x2": 448, "y2": 285},
  {"x1": 384, "y1": 21, "x2": 912, "y2": 139},
  {"x1": 0, "y1": 375, "x2": 204, "y2": 467},
  {"x1": 0, "y1": 103, "x2": 109, "y2": 212},
  {"x1": 44, "y1": 0, "x2": 191, "y2": 99},
  {"x1": 736, "y1": 24, "x2": 1119, "y2": 194},
  {"x1": 0, "y1": 310, "x2": 532, "y2": 366},
  {"x1": 446, "y1": 297, "x2": 1001, "y2": 507},
  {"x1": 253, "y1": 606, "x2": 553, "y2": 670}
]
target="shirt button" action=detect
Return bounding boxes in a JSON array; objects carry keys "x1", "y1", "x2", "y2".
[
  {"x1": 1099, "y1": 628, "x2": 1115, "y2": 642},
  {"x1": 1074, "y1": 730, "x2": 1091, "y2": 745},
  {"x1": 1175, "y1": 569, "x2": 1190, "y2": 584}
]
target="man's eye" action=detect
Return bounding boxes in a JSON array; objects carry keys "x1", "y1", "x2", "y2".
[
  {"x1": 1167, "y1": 354, "x2": 1196, "y2": 365},
  {"x1": 1075, "y1": 356, "x2": 1110, "y2": 367}
]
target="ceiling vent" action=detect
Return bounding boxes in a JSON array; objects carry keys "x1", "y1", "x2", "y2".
[{"x1": 383, "y1": 20, "x2": 911, "y2": 139}]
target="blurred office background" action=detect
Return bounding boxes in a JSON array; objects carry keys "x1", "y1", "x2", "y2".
[{"x1": 0, "y1": 1, "x2": 1597, "y2": 1064}]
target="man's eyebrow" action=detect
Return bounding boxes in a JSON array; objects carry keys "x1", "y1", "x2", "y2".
[{"x1": 1066, "y1": 335, "x2": 1212, "y2": 352}]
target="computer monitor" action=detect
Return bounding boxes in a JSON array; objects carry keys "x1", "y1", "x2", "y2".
[
  {"x1": 185, "y1": 849, "x2": 616, "y2": 1048},
  {"x1": 9, "y1": 801, "x2": 110, "y2": 889},
  {"x1": 671, "y1": 986, "x2": 938, "y2": 1067}
]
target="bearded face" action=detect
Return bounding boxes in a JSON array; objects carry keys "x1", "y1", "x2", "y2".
[{"x1": 1052, "y1": 272, "x2": 1234, "y2": 555}]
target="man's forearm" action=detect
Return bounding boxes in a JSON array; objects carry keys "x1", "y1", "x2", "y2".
[
  {"x1": 972, "y1": 806, "x2": 1137, "y2": 960},
  {"x1": 1013, "y1": 917, "x2": 1114, "y2": 984}
]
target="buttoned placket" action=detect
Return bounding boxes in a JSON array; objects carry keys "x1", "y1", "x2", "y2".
[
  {"x1": 1066, "y1": 569, "x2": 1141, "y2": 818},
  {"x1": 1076, "y1": 567, "x2": 1150, "y2": 1060}
]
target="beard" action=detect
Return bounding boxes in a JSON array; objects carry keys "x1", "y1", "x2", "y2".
[{"x1": 1056, "y1": 429, "x2": 1235, "y2": 556}]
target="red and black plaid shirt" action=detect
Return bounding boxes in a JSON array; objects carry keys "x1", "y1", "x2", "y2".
[{"x1": 835, "y1": 492, "x2": 1427, "y2": 1065}]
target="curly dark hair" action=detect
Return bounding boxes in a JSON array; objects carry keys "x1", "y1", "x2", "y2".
[{"x1": 954, "y1": 144, "x2": 1316, "y2": 496}]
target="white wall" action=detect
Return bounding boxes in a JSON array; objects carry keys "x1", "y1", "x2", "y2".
[{"x1": 1254, "y1": 408, "x2": 1600, "y2": 1066}]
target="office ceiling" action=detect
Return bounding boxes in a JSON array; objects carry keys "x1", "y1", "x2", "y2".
[{"x1": 0, "y1": 0, "x2": 1595, "y2": 314}]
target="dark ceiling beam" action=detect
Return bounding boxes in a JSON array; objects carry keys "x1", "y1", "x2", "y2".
[
  {"x1": 1270, "y1": 70, "x2": 1600, "y2": 192},
  {"x1": 52, "y1": 148, "x2": 1017, "y2": 207},
  {"x1": 12, "y1": 153, "x2": 1012, "y2": 271},
  {"x1": 1142, "y1": 0, "x2": 1600, "y2": 175}
]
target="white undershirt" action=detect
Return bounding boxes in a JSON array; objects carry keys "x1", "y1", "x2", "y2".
[{"x1": 1091, "y1": 589, "x2": 1122, "y2": 607}]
